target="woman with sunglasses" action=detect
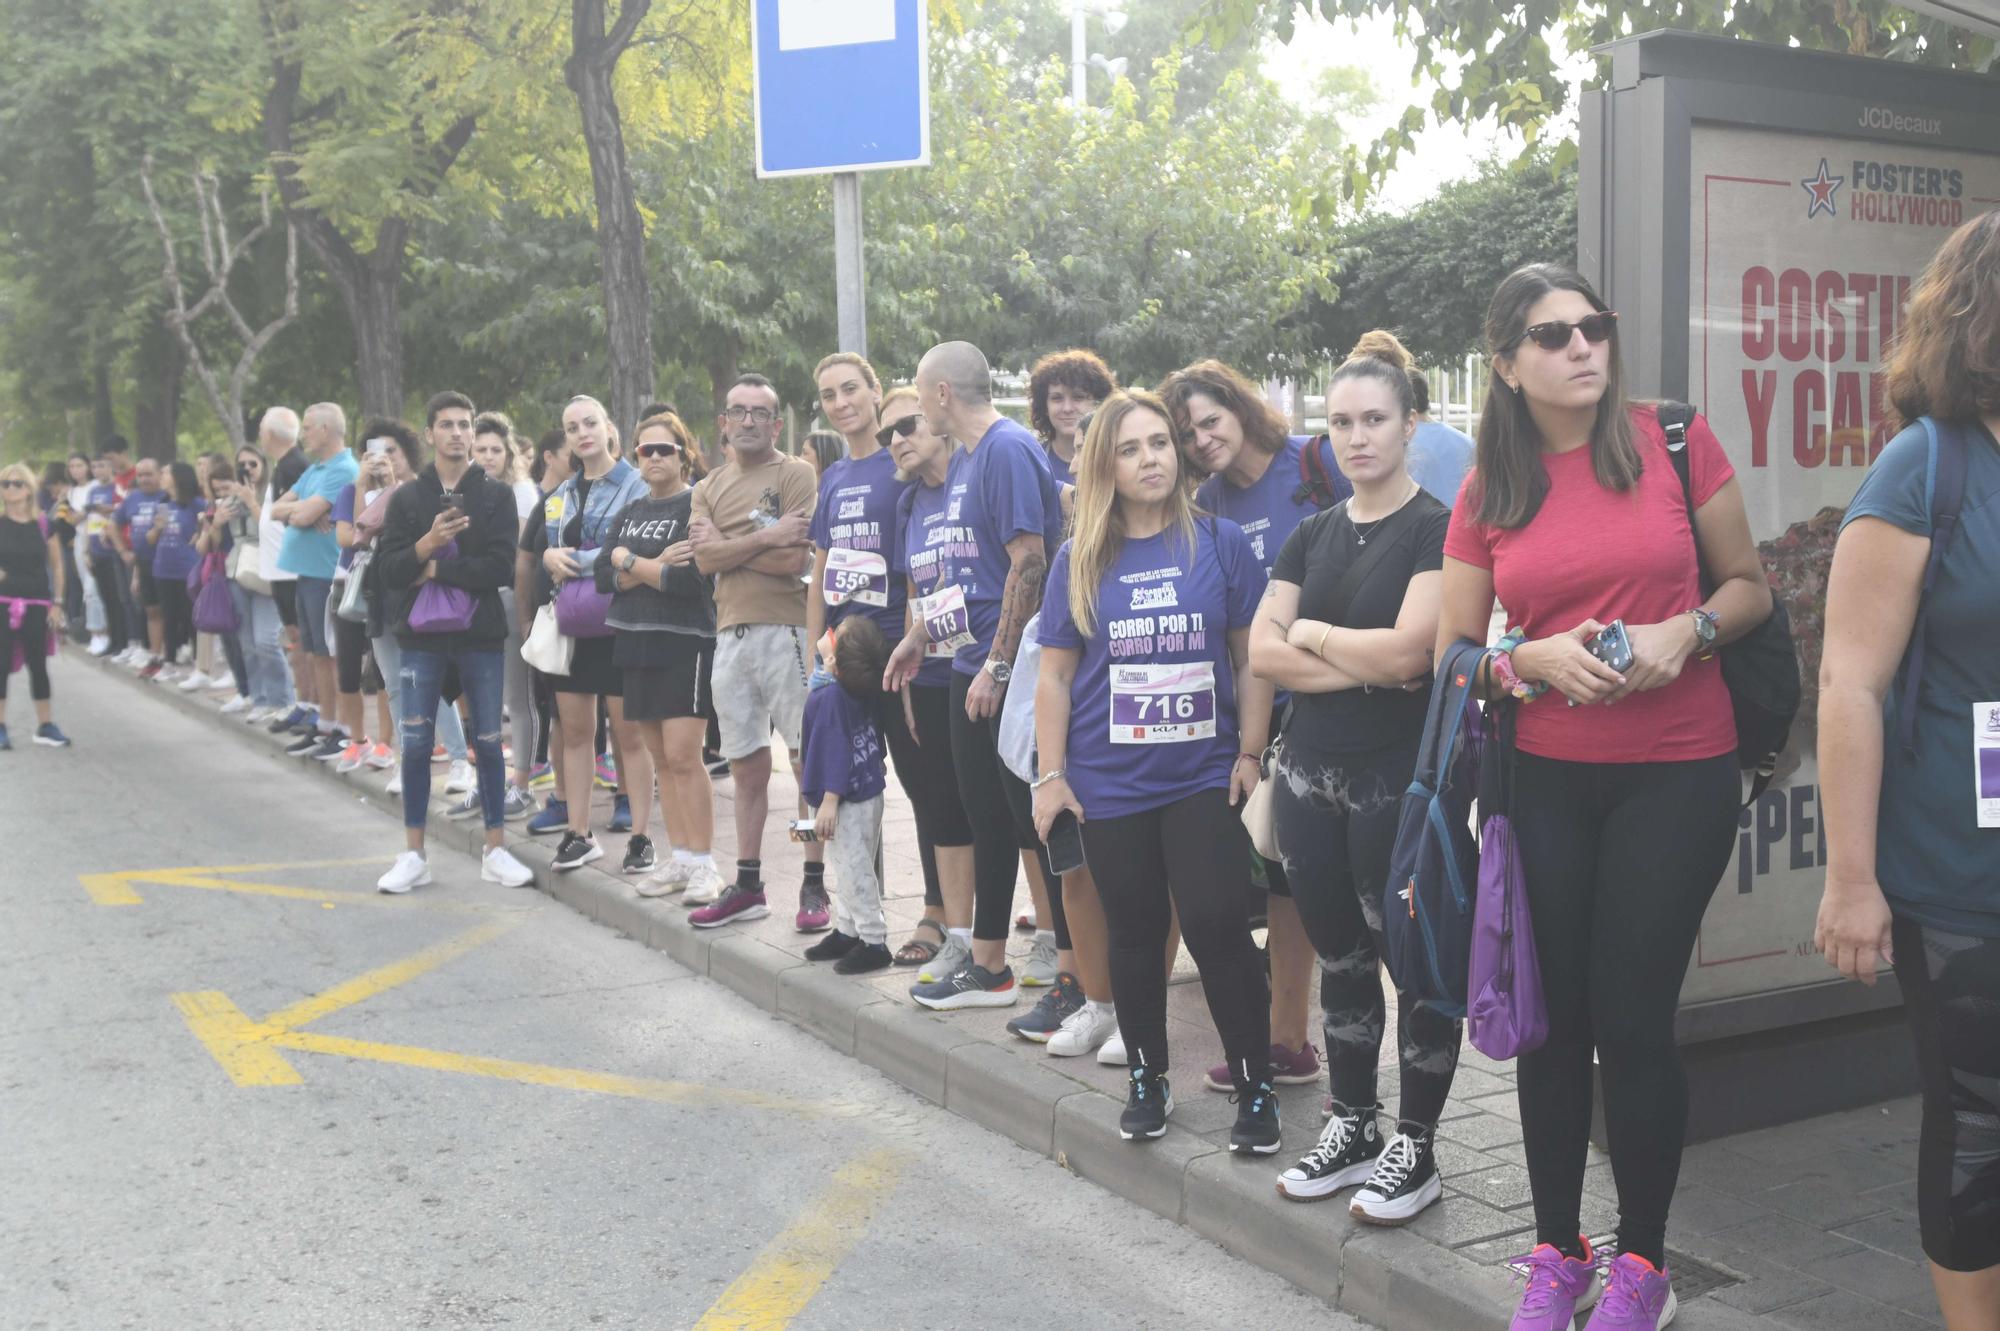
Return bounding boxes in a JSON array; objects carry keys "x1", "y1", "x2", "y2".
[
  {"x1": 0, "y1": 461, "x2": 70, "y2": 747},
  {"x1": 1436, "y1": 265, "x2": 1770, "y2": 1331},
  {"x1": 601, "y1": 412, "x2": 723, "y2": 901},
  {"x1": 216, "y1": 445, "x2": 295, "y2": 723},
  {"x1": 884, "y1": 386, "x2": 980, "y2": 975}
]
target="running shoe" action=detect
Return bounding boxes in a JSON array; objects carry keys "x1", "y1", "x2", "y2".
[
  {"x1": 681, "y1": 861, "x2": 725, "y2": 905},
  {"x1": 834, "y1": 942, "x2": 892, "y2": 975},
  {"x1": 1020, "y1": 932, "x2": 1059, "y2": 987},
  {"x1": 527, "y1": 761, "x2": 555, "y2": 790},
  {"x1": 1582, "y1": 1254, "x2": 1674, "y2": 1331},
  {"x1": 482, "y1": 845, "x2": 534, "y2": 888},
  {"x1": 1277, "y1": 1100, "x2": 1382, "y2": 1201},
  {"x1": 33, "y1": 723, "x2": 71, "y2": 748},
  {"x1": 431, "y1": 744, "x2": 449, "y2": 764},
  {"x1": 308, "y1": 734, "x2": 347, "y2": 762},
  {"x1": 551, "y1": 833, "x2": 603, "y2": 872},
  {"x1": 385, "y1": 770, "x2": 403, "y2": 797},
  {"x1": 1006, "y1": 972, "x2": 1083, "y2": 1042},
  {"x1": 287, "y1": 711, "x2": 322, "y2": 736},
  {"x1": 607, "y1": 794, "x2": 633, "y2": 834},
  {"x1": 1207, "y1": 1041, "x2": 1321, "y2": 1092},
  {"x1": 1047, "y1": 1002, "x2": 1119, "y2": 1058},
  {"x1": 444, "y1": 790, "x2": 484, "y2": 820},
  {"x1": 1350, "y1": 1125, "x2": 1443, "y2": 1225},
  {"x1": 334, "y1": 741, "x2": 368, "y2": 773},
  {"x1": 704, "y1": 751, "x2": 729, "y2": 777},
  {"x1": 376, "y1": 851, "x2": 432, "y2": 895},
  {"x1": 1097, "y1": 1028, "x2": 1129, "y2": 1066},
  {"x1": 637, "y1": 856, "x2": 692, "y2": 898},
  {"x1": 220, "y1": 695, "x2": 251, "y2": 716},
  {"x1": 689, "y1": 884, "x2": 770, "y2": 928},
  {"x1": 177, "y1": 669, "x2": 211, "y2": 692},
  {"x1": 1229, "y1": 1075, "x2": 1283, "y2": 1155},
  {"x1": 1016, "y1": 907, "x2": 1037, "y2": 932},
  {"x1": 138, "y1": 660, "x2": 162, "y2": 681},
  {"x1": 804, "y1": 930, "x2": 860, "y2": 962},
  {"x1": 1508, "y1": 1239, "x2": 1601, "y2": 1331},
  {"x1": 916, "y1": 933, "x2": 971, "y2": 985},
  {"x1": 621, "y1": 834, "x2": 655, "y2": 875},
  {"x1": 284, "y1": 732, "x2": 323, "y2": 757},
  {"x1": 268, "y1": 705, "x2": 309, "y2": 734},
  {"x1": 365, "y1": 743, "x2": 396, "y2": 770},
  {"x1": 88, "y1": 635, "x2": 109, "y2": 655},
  {"x1": 501, "y1": 784, "x2": 535, "y2": 821},
  {"x1": 795, "y1": 881, "x2": 832, "y2": 932},
  {"x1": 910, "y1": 963, "x2": 1018, "y2": 1011},
  {"x1": 526, "y1": 797, "x2": 568, "y2": 836},
  {"x1": 1120, "y1": 1065, "x2": 1173, "y2": 1140},
  {"x1": 443, "y1": 759, "x2": 476, "y2": 794},
  {"x1": 209, "y1": 674, "x2": 235, "y2": 694},
  {"x1": 594, "y1": 754, "x2": 618, "y2": 789}
]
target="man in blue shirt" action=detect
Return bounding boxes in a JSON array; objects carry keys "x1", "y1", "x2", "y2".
[
  {"x1": 1406, "y1": 372, "x2": 1474, "y2": 508},
  {"x1": 272, "y1": 402, "x2": 359, "y2": 751}
]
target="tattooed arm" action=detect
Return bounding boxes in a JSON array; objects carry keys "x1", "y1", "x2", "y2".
[{"x1": 965, "y1": 532, "x2": 1045, "y2": 721}]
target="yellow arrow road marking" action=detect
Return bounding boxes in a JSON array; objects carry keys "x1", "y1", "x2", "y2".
[
  {"x1": 77, "y1": 858, "x2": 498, "y2": 910},
  {"x1": 171, "y1": 992, "x2": 302, "y2": 1087},
  {"x1": 260, "y1": 918, "x2": 517, "y2": 1032},
  {"x1": 691, "y1": 1149, "x2": 905, "y2": 1330}
]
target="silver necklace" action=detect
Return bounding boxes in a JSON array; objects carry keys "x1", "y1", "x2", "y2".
[{"x1": 1351, "y1": 481, "x2": 1419, "y2": 546}]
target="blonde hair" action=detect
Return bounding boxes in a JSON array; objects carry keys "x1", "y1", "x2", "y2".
[
  {"x1": 1065, "y1": 390, "x2": 1197, "y2": 637},
  {"x1": 1348, "y1": 329, "x2": 1415, "y2": 370},
  {"x1": 0, "y1": 461, "x2": 35, "y2": 500}
]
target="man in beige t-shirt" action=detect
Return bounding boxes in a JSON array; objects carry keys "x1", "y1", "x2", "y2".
[{"x1": 688, "y1": 372, "x2": 823, "y2": 930}]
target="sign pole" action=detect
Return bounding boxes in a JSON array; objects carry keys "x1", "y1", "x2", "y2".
[{"x1": 832, "y1": 171, "x2": 867, "y2": 356}]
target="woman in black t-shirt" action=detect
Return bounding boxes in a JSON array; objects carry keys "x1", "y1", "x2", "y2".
[
  {"x1": 0, "y1": 461, "x2": 70, "y2": 747},
  {"x1": 1246, "y1": 346, "x2": 1461, "y2": 1225}
]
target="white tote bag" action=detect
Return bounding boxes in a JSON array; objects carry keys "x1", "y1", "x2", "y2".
[{"x1": 520, "y1": 602, "x2": 574, "y2": 676}]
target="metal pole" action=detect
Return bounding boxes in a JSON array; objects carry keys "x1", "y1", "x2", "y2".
[
  {"x1": 832, "y1": 171, "x2": 867, "y2": 357},
  {"x1": 1071, "y1": 4, "x2": 1087, "y2": 107}
]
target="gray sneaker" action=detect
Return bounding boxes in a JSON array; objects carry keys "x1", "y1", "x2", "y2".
[
  {"x1": 444, "y1": 790, "x2": 484, "y2": 820},
  {"x1": 1020, "y1": 932, "x2": 1059, "y2": 987},
  {"x1": 917, "y1": 933, "x2": 972, "y2": 985},
  {"x1": 501, "y1": 784, "x2": 535, "y2": 821}
]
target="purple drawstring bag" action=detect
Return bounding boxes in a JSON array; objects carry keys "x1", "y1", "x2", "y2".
[
  {"x1": 408, "y1": 536, "x2": 475, "y2": 634},
  {"x1": 1467, "y1": 702, "x2": 1547, "y2": 1060},
  {"x1": 554, "y1": 546, "x2": 613, "y2": 639},
  {"x1": 192, "y1": 552, "x2": 239, "y2": 633}
]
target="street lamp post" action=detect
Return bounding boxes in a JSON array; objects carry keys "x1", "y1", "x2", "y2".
[{"x1": 1069, "y1": 2, "x2": 1127, "y2": 108}]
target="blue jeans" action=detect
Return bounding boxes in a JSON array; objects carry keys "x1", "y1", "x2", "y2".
[
  {"x1": 372, "y1": 633, "x2": 467, "y2": 766},
  {"x1": 229, "y1": 582, "x2": 294, "y2": 708},
  {"x1": 397, "y1": 643, "x2": 506, "y2": 830}
]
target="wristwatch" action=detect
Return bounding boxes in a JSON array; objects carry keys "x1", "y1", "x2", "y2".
[
  {"x1": 1690, "y1": 608, "x2": 1720, "y2": 650},
  {"x1": 620, "y1": 551, "x2": 639, "y2": 573},
  {"x1": 982, "y1": 656, "x2": 1012, "y2": 683}
]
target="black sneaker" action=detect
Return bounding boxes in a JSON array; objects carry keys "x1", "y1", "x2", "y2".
[
  {"x1": 1229, "y1": 1073, "x2": 1283, "y2": 1155},
  {"x1": 285, "y1": 732, "x2": 323, "y2": 756},
  {"x1": 1005, "y1": 971, "x2": 1083, "y2": 1043},
  {"x1": 621, "y1": 834, "x2": 655, "y2": 875},
  {"x1": 267, "y1": 706, "x2": 308, "y2": 734},
  {"x1": 308, "y1": 734, "x2": 347, "y2": 761},
  {"x1": 1349, "y1": 1124, "x2": 1442, "y2": 1225},
  {"x1": 1277, "y1": 1100, "x2": 1382, "y2": 1201},
  {"x1": 552, "y1": 832, "x2": 603, "y2": 872},
  {"x1": 287, "y1": 712, "x2": 322, "y2": 736},
  {"x1": 704, "y1": 752, "x2": 730, "y2": 777},
  {"x1": 834, "y1": 941, "x2": 893, "y2": 975},
  {"x1": 804, "y1": 930, "x2": 861, "y2": 962},
  {"x1": 1120, "y1": 1065, "x2": 1174, "y2": 1141}
]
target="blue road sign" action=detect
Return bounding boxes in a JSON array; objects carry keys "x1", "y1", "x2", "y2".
[{"x1": 752, "y1": 0, "x2": 930, "y2": 178}]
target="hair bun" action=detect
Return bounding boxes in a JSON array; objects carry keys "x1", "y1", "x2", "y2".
[{"x1": 1347, "y1": 329, "x2": 1414, "y2": 372}]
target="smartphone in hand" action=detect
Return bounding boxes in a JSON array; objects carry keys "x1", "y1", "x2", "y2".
[
  {"x1": 1587, "y1": 619, "x2": 1635, "y2": 674},
  {"x1": 1046, "y1": 810, "x2": 1085, "y2": 875}
]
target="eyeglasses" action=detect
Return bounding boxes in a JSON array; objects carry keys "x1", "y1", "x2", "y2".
[
  {"x1": 722, "y1": 406, "x2": 778, "y2": 425},
  {"x1": 0, "y1": 479, "x2": 26, "y2": 489},
  {"x1": 636, "y1": 442, "x2": 681, "y2": 459},
  {"x1": 874, "y1": 415, "x2": 920, "y2": 448},
  {"x1": 1511, "y1": 311, "x2": 1618, "y2": 352}
]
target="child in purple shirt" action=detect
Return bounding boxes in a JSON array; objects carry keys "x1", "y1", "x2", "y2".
[{"x1": 799, "y1": 616, "x2": 894, "y2": 974}]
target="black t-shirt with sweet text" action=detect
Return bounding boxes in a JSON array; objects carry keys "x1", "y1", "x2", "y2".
[{"x1": 1270, "y1": 491, "x2": 1449, "y2": 753}]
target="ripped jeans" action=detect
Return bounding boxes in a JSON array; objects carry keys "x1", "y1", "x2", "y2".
[
  {"x1": 395, "y1": 642, "x2": 506, "y2": 830},
  {"x1": 1272, "y1": 731, "x2": 1462, "y2": 1129}
]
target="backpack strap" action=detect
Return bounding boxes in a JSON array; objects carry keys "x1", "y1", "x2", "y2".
[
  {"x1": 1897, "y1": 417, "x2": 1971, "y2": 761},
  {"x1": 1293, "y1": 435, "x2": 1347, "y2": 511},
  {"x1": 1658, "y1": 402, "x2": 1710, "y2": 589}
]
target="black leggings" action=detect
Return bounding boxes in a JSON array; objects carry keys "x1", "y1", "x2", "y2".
[
  {"x1": 1513, "y1": 751, "x2": 1737, "y2": 1269},
  {"x1": 948, "y1": 669, "x2": 1060, "y2": 946},
  {"x1": 885, "y1": 682, "x2": 974, "y2": 909},
  {"x1": 158, "y1": 578, "x2": 193, "y2": 663},
  {"x1": 0, "y1": 604, "x2": 52, "y2": 701},
  {"x1": 1893, "y1": 916, "x2": 2000, "y2": 1273},
  {"x1": 1274, "y1": 733, "x2": 1462, "y2": 1127},
  {"x1": 1081, "y1": 786, "x2": 1269, "y2": 1077},
  {"x1": 88, "y1": 553, "x2": 128, "y2": 653},
  {"x1": 335, "y1": 612, "x2": 369, "y2": 695}
]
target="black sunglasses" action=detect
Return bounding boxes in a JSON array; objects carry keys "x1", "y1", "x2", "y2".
[
  {"x1": 0, "y1": 478, "x2": 27, "y2": 489},
  {"x1": 874, "y1": 415, "x2": 920, "y2": 448},
  {"x1": 1511, "y1": 311, "x2": 1618, "y2": 353},
  {"x1": 635, "y1": 442, "x2": 681, "y2": 459}
]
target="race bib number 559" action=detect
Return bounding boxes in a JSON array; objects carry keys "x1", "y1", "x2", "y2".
[
  {"x1": 823, "y1": 546, "x2": 889, "y2": 608},
  {"x1": 1109, "y1": 662, "x2": 1216, "y2": 744}
]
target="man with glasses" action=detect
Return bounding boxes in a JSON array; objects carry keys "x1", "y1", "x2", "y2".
[
  {"x1": 686, "y1": 373, "x2": 823, "y2": 929},
  {"x1": 271, "y1": 402, "x2": 358, "y2": 757}
]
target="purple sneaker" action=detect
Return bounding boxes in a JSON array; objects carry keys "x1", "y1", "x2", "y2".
[
  {"x1": 689, "y1": 884, "x2": 770, "y2": 929},
  {"x1": 1205, "y1": 1041, "x2": 1319, "y2": 1092},
  {"x1": 1583, "y1": 1253, "x2": 1674, "y2": 1331},
  {"x1": 1509, "y1": 1239, "x2": 1600, "y2": 1331},
  {"x1": 795, "y1": 881, "x2": 831, "y2": 933}
]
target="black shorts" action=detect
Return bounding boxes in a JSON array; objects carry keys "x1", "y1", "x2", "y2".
[
  {"x1": 545, "y1": 633, "x2": 621, "y2": 698},
  {"x1": 1893, "y1": 915, "x2": 2000, "y2": 1273},
  {"x1": 274, "y1": 579, "x2": 298, "y2": 628},
  {"x1": 136, "y1": 560, "x2": 160, "y2": 608},
  {"x1": 622, "y1": 636, "x2": 713, "y2": 722}
]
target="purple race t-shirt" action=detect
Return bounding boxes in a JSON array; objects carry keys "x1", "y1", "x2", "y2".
[
  {"x1": 1039, "y1": 517, "x2": 1263, "y2": 821},
  {"x1": 1194, "y1": 435, "x2": 1349, "y2": 579},
  {"x1": 952, "y1": 417, "x2": 1064, "y2": 674},
  {"x1": 810, "y1": 447, "x2": 908, "y2": 641},
  {"x1": 800, "y1": 683, "x2": 886, "y2": 807},
  {"x1": 116, "y1": 488, "x2": 168, "y2": 569},
  {"x1": 895, "y1": 452, "x2": 970, "y2": 690},
  {"x1": 148, "y1": 498, "x2": 206, "y2": 581}
]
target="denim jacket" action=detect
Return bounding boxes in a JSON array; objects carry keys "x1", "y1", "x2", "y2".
[{"x1": 541, "y1": 458, "x2": 646, "y2": 572}]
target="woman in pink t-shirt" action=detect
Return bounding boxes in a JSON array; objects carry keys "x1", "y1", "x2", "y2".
[{"x1": 1435, "y1": 265, "x2": 1772, "y2": 1331}]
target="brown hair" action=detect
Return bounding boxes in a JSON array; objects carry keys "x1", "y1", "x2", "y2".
[
  {"x1": 813, "y1": 352, "x2": 881, "y2": 394},
  {"x1": 1886, "y1": 210, "x2": 2000, "y2": 429},
  {"x1": 1470, "y1": 264, "x2": 1639, "y2": 529},
  {"x1": 1028, "y1": 348, "x2": 1117, "y2": 441},
  {"x1": 1349, "y1": 329, "x2": 1414, "y2": 371},
  {"x1": 1157, "y1": 359, "x2": 1290, "y2": 464},
  {"x1": 635, "y1": 411, "x2": 707, "y2": 483}
]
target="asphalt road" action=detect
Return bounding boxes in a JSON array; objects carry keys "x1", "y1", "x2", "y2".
[{"x1": 1, "y1": 658, "x2": 1356, "y2": 1331}]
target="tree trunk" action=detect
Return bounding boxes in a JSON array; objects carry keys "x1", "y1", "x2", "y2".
[
  {"x1": 91, "y1": 362, "x2": 117, "y2": 448},
  {"x1": 348, "y1": 253, "x2": 405, "y2": 419},
  {"x1": 132, "y1": 314, "x2": 185, "y2": 461},
  {"x1": 566, "y1": 0, "x2": 655, "y2": 441}
]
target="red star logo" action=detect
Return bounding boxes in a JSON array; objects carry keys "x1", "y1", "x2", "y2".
[{"x1": 1801, "y1": 158, "x2": 1843, "y2": 220}]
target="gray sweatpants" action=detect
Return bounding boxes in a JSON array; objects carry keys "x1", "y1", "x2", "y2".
[{"x1": 827, "y1": 794, "x2": 886, "y2": 945}]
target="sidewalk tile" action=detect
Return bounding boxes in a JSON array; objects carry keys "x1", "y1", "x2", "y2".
[
  {"x1": 1406, "y1": 1193, "x2": 1535, "y2": 1249},
  {"x1": 1434, "y1": 1110, "x2": 1525, "y2": 1151},
  {"x1": 1756, "y1": 1177, "x2": 1896, "y2": 1229},
  {"x1": 1798, "y1": 1244, "x2": 1940, "y2": 1317},
  {"x1": 1832, "y1": 1210, "x2": 1927, "y2": 1263},
  {"x1": 1766, "y1": 1290, "x2": 1939, "y2": 1331},
  {"x1": 1446, "y1": 1163, "x2": 1535, "y2": 1211},
  {"x1": 1701, "y1": 1212, "x2": 1863, "y2": 1266}
]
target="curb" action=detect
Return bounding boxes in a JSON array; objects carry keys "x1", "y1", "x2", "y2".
[{"x1": 78, "y1": 647, "x2": 1767, "y2": 1331}]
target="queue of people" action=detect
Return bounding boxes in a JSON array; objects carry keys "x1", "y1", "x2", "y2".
[{"x1": 15, "y1": 215, "x2": 1997, "y2": 1331}]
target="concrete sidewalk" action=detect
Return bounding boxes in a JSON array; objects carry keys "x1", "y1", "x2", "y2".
[{"x1": 74, "y1": 647, "x2": 1943, "y2": 1331}]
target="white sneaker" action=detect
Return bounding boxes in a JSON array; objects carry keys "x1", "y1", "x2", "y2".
[
  {"x1": 482, "y1": 845, "x2": 534, "y2": 888},
  {"x1": 637, "y1": 857, "x2": 692, "y2": 898},
  {"x1": 209, "y1": 674, "x2": 236, "y2": 693},
  {"x1": 376, "y1": 851, "x2": 432, "y2": 894},
  {"x1": 1096, "y1": 1028, "x2": 1129, "y2": 1066},
  {"x1": 1048, "y1": 1003, "x2": 1120, "y2": 1058},
  {"x1": 681, "y1": 861, "x2": 724, "y2": 905},
  {"x1": 177, "y1": 669, "x2": 212, "y2": 692},
  {"x1": 219, "y1": 695, "x2": 251, "y2": 715},
  {"x1": 386, "y1": 771, "x2": 403, "y2": 797},
  {"x1": 88, "y1": 635, "x2": 109, "y2": 656},
  {"x1": 444, "y1": 759, "x2": 477, "y2": 794}
]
